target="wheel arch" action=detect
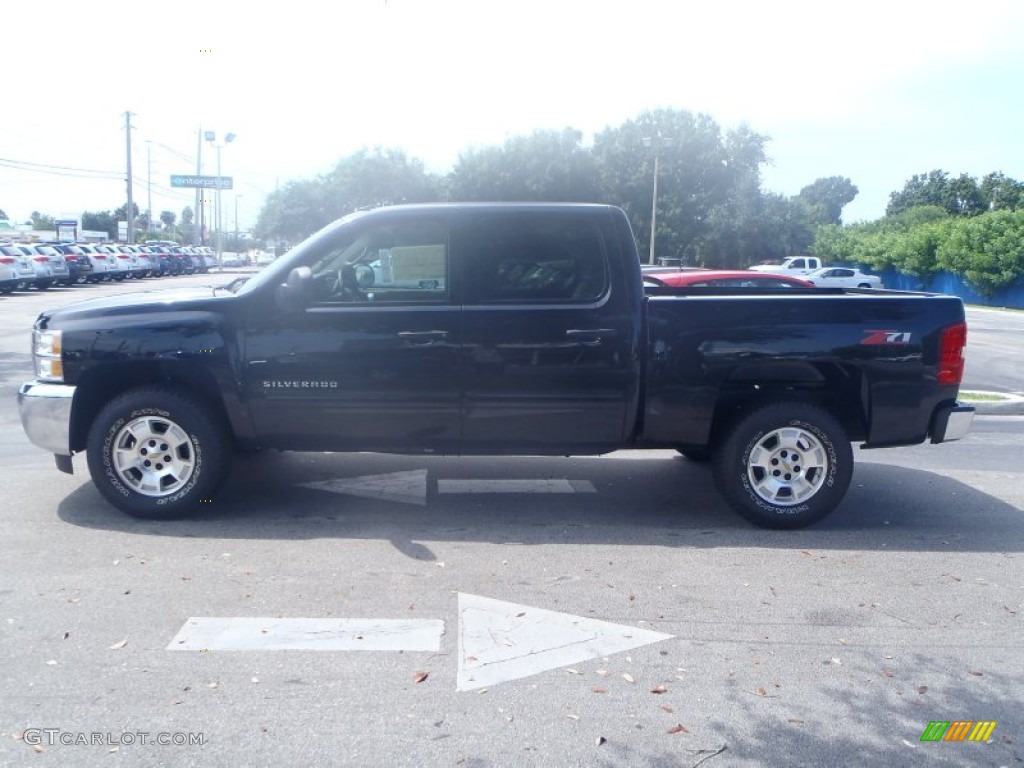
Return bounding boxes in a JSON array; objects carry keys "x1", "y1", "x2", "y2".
[
  {"x1": 70, "y1": 361, "x2": 231, "y2": 453},
  {"x1": 705, "y1": 363, "x2": 868, "y2": 453}
]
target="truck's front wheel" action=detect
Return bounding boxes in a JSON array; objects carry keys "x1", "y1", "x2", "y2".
[
  {"x1": 713, "y1": 403, "x2": 852, "y2": 529},
  {"x1": 86, "y1": 387, "x2": 231, "y2": 519}
]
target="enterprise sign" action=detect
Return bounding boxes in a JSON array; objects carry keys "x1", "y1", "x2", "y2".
[{"x1": 170, "y1": 174, "x2": 233, "y2": 189}]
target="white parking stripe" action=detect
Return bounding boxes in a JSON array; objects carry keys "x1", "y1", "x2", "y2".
[
  {"x1": 438, "y1": 479, "x2": 596, "y2": 494},
  {"x1": 167, "y1": 617, "x2": 444, "y2": 652}
]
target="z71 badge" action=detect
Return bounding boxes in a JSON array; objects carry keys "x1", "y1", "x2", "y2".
[{"x1": 861, "y1": 330, "x2": 912, "y2": 345}]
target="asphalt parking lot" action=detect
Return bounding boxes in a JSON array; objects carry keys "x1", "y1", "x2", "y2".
[{"x1": 1, "y1": 277, "x2": 1021, "y2": 767}]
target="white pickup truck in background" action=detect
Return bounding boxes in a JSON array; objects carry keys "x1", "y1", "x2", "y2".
[{"x1": 749, "y1": 256, "x2": 824, "y2": 275}]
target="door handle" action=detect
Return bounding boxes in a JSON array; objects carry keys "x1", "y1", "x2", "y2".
[
  {"x1": 565, "y1": 329, "x2": 617, "y2": 347},
  {"x1": 398, "y1": 330, "x2": 449, "y2": 346}
]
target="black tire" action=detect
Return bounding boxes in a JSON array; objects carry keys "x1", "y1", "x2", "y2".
[
  {"x1": 86, "y1": 387, "x2": 231, "y2": 519},
  {"x1": 675, "y1": 447, "x2": 711, "y2": 462},
  {"x1": 712, "y1": 402, "x2": 852, "y2": 529}
]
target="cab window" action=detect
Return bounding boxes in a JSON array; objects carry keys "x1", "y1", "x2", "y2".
[
  {"x1": 462, "y1": 213, "x2": 609, "y2": 303},
  {"x1": 306, "y1": 217, "x2": 448, "y2": 303}
]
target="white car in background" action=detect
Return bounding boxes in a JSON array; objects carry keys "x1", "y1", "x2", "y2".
[
  {"x1": 0, "y1": 244, "x2": 37, "y2": 292},
  {"x1": 748, "y1": 255, "x2": 825, "y2": 275},
  {"x1": 805, "y1": 267, "x2": 882, "y2": 289}
]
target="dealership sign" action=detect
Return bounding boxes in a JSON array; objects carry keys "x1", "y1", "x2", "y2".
[{"x1": 170, "y1": 174, "x2": 233, "y2": 189}]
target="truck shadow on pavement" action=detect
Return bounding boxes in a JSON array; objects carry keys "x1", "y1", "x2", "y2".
[{"x1": 56, "y1": 452, "x2": 1024, "y2": 556}]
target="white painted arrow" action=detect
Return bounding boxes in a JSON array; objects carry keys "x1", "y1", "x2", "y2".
[
  {"x1": 456, "y1": 593, "x2": 673, "y2": 691},
  {"x1": 166, "y1": 594, "x2": 672, "y2": 691},
  {"x1": 301, "y1": 470, "x2": 428, "y2": 506}
]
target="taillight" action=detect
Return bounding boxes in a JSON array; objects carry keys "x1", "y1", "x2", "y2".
[
  {"x1": 34, "y1": 256, "x2": 49, "y2": 263},
  {"x1": 938, "y1": 322, "x2": 967, "y2": 386},
  {"x1": 0, "y1": 257, "x2": 14, "y2": 264}
]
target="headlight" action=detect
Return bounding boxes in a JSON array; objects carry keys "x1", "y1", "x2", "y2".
[{"x1": 33, "y1": 329, "x2": 64, "y2": 382}]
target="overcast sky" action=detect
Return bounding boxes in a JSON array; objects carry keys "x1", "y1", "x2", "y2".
[{"x1": 3, "y1": 0, "x2": 1022, "y2": 231}]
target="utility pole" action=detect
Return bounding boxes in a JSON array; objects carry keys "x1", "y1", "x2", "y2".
[
  {"x1": 125, "y1": 111, "x2": 135, "y2": 243},
  {"x1": 234, "y1": 194, "x2": 242, "y2": 252},
  {"x1": 195, "y1": 126, "x2": 203, "y2": 245},
  {"x1": 146, "y1": 140, "x2": 153, "y2": 233}
]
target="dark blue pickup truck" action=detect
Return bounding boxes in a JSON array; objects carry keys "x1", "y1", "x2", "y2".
[{"x1": 18, "y1": 203, "x2": 974, "y2": 528}]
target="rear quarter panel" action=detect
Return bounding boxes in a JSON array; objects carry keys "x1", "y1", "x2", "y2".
[{"x1": 642, "y1": 291, "x2": 967, "y2": 448}]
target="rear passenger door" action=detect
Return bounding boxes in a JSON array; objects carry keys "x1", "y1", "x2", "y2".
[{"x1": 454, "y1": 209, "x2": 637, "y2": 452}]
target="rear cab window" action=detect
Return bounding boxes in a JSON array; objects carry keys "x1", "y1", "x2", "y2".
[{"x1": 459, "y1": 212, "x2": 610, "y2": 304}]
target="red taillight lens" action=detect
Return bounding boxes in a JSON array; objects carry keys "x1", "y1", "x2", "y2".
[
  {"x1": 34, "y1": 256, "x2": 49, "y2": 263},
  {"x1": 0, "y1": 257, "x2": 14, "y2": 264},
  {"x1": 938, "y1": 322, "x2": 967, "y2": 386}
]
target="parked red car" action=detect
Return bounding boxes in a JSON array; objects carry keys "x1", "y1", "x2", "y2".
[{"x1": 643, "y1": 269, "x2": 814, "y2": 289}]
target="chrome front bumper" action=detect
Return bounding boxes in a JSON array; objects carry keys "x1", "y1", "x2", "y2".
[
  {"x1": 930, "y1": 403, "x2": 975, "y2": 444},
  {"x1": 18, "y1": 381, "x2": 76, "y2": 458}
]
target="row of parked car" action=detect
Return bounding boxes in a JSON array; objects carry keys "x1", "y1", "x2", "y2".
[{"x1": 0, "y1": 242, "x2": 219, "y2": 293}]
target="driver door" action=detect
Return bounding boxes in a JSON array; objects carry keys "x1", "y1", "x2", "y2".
[{"x1": 243, "y1": 212, "x2": 462, "y2": 453}]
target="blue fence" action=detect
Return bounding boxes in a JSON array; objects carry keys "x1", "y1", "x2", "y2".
[{"x1": 846, "y1": 266, "x2": 1024, "y2": 309}]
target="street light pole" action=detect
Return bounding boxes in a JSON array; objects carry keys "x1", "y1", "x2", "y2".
[
  {"x1": 215, "y1": 144, "x2": 222, "y2": 258},
  {"x1": 125, "y1": 111, "x2": 134, "y2": 244},
  {"x1": 205, "y1": 131, "x2": 235, "y2": 268},
  {"x1": 234, "y1": 194, "x2": 242, "y2": 253},
  {"x1": 649, "y1": 151, "x2": 659, "y2": 265},
  {"x1": 642, "y1": 135, "x2": 671, "y2": 265}
]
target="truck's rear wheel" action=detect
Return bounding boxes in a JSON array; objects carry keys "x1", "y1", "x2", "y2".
[
  {"x1": 712, "y1": 402, "x2": 852, "y2": 529},
  {"x1": 86, "y1": 387, "x2": 231, "y2": 519}
]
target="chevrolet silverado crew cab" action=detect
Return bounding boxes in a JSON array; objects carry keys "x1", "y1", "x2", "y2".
[{"x1": 18, "y1": 203, "x2": 974, "y2": 528}]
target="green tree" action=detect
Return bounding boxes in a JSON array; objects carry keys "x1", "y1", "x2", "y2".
[
  {"x1": 181, "y1": 206, "x2": 194, "y2": 226},
  {"x1": 887, "y1": 171, "x2": 985, "y2": 217},
  {"x1": 256, "y1": 148, "x2": 444, "y2": 242},
  {"x1": 886, "y1": 170, "x2": 951, "y2": 216},
  {"x1": 0, "y1": 207, "x2": 8, "y2": 219},
  {"x1": 81, "y1": 210, "x2": 117, "y2": 239},
  {"x1": 979, "y1": 172, "x2": 1023, "y2": 211},
  {"x1": 30, "y1": 211, "x2": 55, "y2": 230},
  {"x1": 114, "y1": 202, "x2": 140, "y2": 221},
  {"x1": 947, "y1": 173, "x2": 985, "y2": 216},
  {"x1": 160, "y1": 210, "x2": 177, "y2": 229},
  {"x1": 592, "y1": 109, "x2": 768, "y2": 264},
  {"x1": 449, "y1": 128, "x2": 600, "y2": 203},
  {"x1": 796, "y1": 176, "x2": 859, "y2": 226},
  {"x1": 936, "y1": 210, "x2": 1024, "y2": 296}
]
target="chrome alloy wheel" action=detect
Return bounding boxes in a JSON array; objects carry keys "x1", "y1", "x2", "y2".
[
  {"x1": 112, "y1": 416, "x2": 196, "y2": 497},
  {"x1": 746, "y1": 426, "x2": 828, "y2": 506}
]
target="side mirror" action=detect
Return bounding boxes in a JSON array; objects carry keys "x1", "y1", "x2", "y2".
[{"x1": 275, "y1": 267, "x2": 313, "y2": 312}]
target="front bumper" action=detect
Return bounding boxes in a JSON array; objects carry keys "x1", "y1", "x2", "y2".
[
  {"x1": 930, "y1": 402, "x2": 975, "y2": 444},
  {"x1": 18, "y1": 381, "x2": 76, "y2": 458}
]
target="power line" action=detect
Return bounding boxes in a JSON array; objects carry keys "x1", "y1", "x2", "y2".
[{"x1": 0, "y1": 157, "x2": 122, "y2": 179}]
